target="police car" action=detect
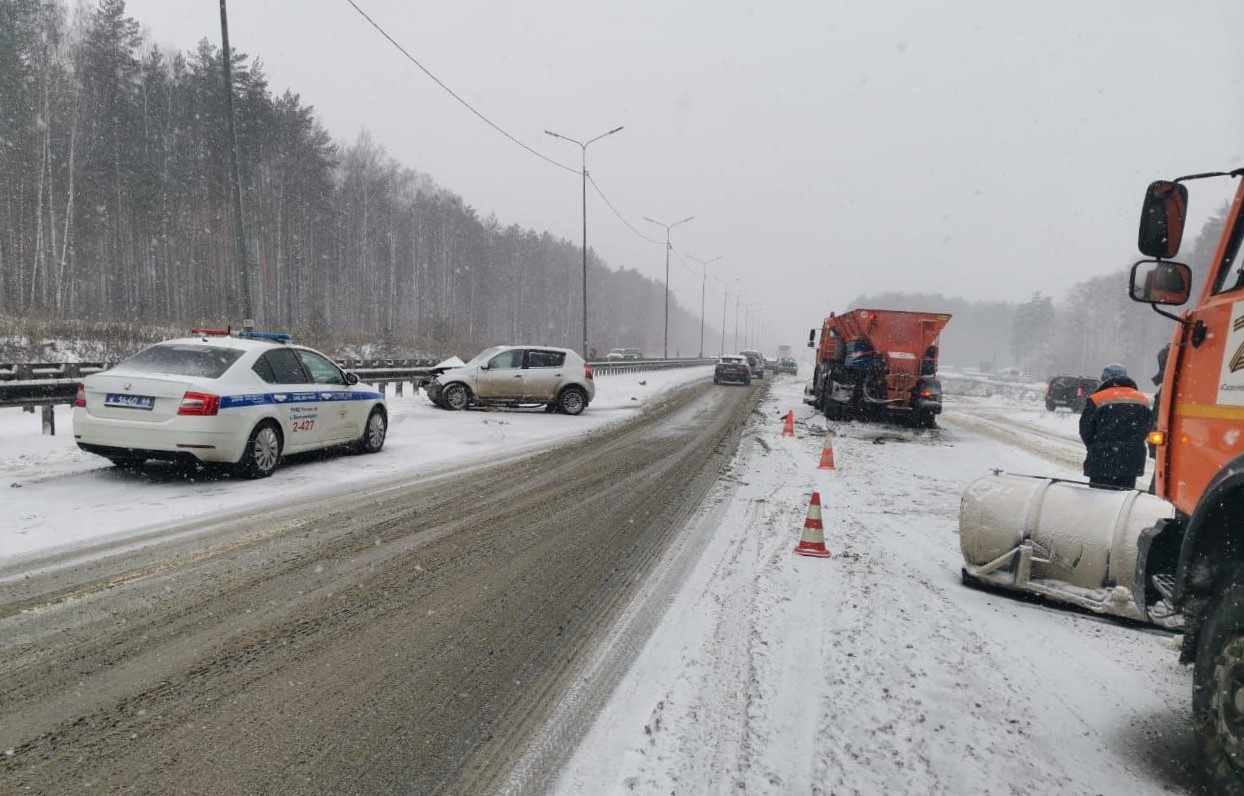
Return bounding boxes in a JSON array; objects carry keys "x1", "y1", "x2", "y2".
[{"x1": 73, "y1": 329, "x2": 387, "y2": 478}]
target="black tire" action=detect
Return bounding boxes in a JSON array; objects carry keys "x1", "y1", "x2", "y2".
[
  {"x1": 441, "y1": 382, "x2": 471, "y2": 411},
  {"x1": 557, "y1": 386, "x2": 588, "y2": 416},
  {"x1": 912, "y1": 409, "x2": 938, "y2": 429},
  {"x1": 107, "y1": 455, "x2": 144, "y2": 470},
  {"x1": 1194, "y1": 562, "x2": 1244, "y2": 795},
  {"x1": 1045, "y1": 400, "x2": 1056, "y2": 412},
  {"x1": 713, "y1": 377, "x2": 721, "y2": 385},
  {"x1": 355, "y1": 407, "x2": 387, "y2": 454},
  {"x1": 236, "y1": 421, "x2": 282, "y2": 479}
]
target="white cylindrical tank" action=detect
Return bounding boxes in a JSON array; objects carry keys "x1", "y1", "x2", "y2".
[{"x1": 960, "y1": 473, "x2": 1175, "y2": 592}]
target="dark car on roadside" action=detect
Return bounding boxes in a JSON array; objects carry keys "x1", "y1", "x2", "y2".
[
  {"x1": 739, "y1": 349, "x2": 765, "y2": 379},
  {"x1": 714, "y1": 355, "x2": 752, "y2": 386},
  {"x1": 1045, "y1": 375, "x2": 1099, "y2": 411}
]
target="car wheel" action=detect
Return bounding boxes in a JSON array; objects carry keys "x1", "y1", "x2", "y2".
[
  {"x1": 1194, "y1": 562, "x2": 1244, "y2": 794},
  {"x1": 1045, "y1": 400, "x2": 1056, "y2": 411},
  {"x1": 236, "y1": 421, "x2": 282, "y2": 479},
  {"x1": 355, "y1": 407, "x2": 387, "y2": 454},
  {"x1": 108, "y1": 455, "x2": 144, "y2": 470},
  {"x1": 557, "y1": 386, "x2": 588, "y2": 416},
  {"x1": 442, "y1": 383, "x2": 471, "y2": 411}
]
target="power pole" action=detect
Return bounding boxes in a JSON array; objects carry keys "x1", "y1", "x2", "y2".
[{"x1": 219, "y1": 0, "x2": 253, "y2": 327}]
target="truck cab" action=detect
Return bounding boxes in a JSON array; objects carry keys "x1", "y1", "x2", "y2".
[{"x1": 1129, "y1": 168, "x2": 1244, "y2": 793}]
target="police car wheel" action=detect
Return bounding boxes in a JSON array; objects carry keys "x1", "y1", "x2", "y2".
[
  {"x1": 442, "y1": 383, "x2": 470, "y2": 411},
  {"x1": 357, "y1": 407, "x2": 386, "y2": 454},
  {"x1": 237, "y1": 421, "x2": 282, "y2": 479}
]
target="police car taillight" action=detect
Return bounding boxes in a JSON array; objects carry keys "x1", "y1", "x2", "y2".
[
  {"x1": 74, "y1": 384, "x2": 85, "y2": 407},
  {"x1": 178, "y1": 391, "x2": 220, "y2": 416},
  {"x1": 584, "y1": 363, "x2": 594, "y2": 380}
]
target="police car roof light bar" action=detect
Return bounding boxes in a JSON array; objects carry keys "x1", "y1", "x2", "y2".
[{"x1": 236, "y1": 331, "x2": 293, "y2": 343}]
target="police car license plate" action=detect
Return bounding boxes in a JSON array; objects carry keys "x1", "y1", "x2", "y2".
[{"x1": 104, "y1": 393, "x2": 155, "y2": 410}]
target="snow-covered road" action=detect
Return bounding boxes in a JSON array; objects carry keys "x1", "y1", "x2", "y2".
[
  {"x1": 540, "y1": 378, "x2": 1196, "y2": 795},
  {"x1": 0, "y1": 366, "x2": 713, "y2": 564}
]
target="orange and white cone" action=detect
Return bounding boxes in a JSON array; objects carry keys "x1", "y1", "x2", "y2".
[
  {"x1": 794, "y1": 492, "x2": 831, "y2": 558},
  {"x1": 781, "y1": 409, "x2": 795, "y2": 437},
  {"x1": 817, "y1": 432, "x2": 836, "y2": 470}
]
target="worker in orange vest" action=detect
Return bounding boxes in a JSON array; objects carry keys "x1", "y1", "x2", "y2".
[{"x1": 1079, "y1": 363, "x2": 1151, "y2": 490}]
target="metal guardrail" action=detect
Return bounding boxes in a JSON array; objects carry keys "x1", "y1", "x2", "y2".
[
  {"x1": 588, "y1": 357, "x2": 717, "y2": 375},
  {"x1": 0, "y1": 355, "x2": 718, "y2": 433}
]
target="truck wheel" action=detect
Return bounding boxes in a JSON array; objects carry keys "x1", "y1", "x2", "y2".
[
  {"x1": 912, "y1": 409, "x2": 937, "y2": 429},
  {"x1": 1194, "y1": 563, "x2": 1244, "y2": 793},
  {"x1": 1045, "y1": 400, "x2": 1056, "y2": 412}
]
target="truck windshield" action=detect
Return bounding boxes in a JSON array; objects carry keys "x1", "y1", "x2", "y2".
[{"x1": 1213, "y1": 201, "x2": 1244, "y2": 295}]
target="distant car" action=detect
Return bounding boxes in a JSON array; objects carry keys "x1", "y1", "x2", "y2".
[
  {"x1": 72, "y1": 330, "x2": 387, "y2": 478},
  {"x1": 622, "y1": 348, "x2": 643, "y2": 360},
  {"x1": 605, "y1": 348, "x2": 627, "y2": 361},
  {"x1": 714, "y1": 355, "x2": 752, "y2": 386},
  {"x1": 776, "y1": 357, "x2": 798, "y2": 375},
  {"x1": 1046, "y1": 375, "x2": 1099, "y2": 412},
  {"x1": 740, "y1": 350, "x2": 765, "y2": 379},
  {"x1": 426, "y1": 345, "x2": 595, "y2": 415}
]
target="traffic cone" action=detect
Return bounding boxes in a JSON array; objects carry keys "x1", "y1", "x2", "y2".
[
  {"x1": 794, "y1": 492, "x2": 831, "y2": 558},
  {"x1": 781, "y1": 409, "x2": 795, "y2": 437},
  {"x1": 818, "y1": 432, "x2": 836, "y2": 470}
]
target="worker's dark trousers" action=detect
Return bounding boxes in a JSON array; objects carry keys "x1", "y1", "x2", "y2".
[{"x1": 1089, "y1": 476, "x2": 1136, "y2": 490}]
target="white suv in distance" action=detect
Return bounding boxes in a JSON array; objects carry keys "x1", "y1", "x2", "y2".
[
  {"x1": 73, "y1": 330, "x2": 387, "y2": 478},
  {"x1": 427, "y1": 345, "x2": 595, "y2": 415}
]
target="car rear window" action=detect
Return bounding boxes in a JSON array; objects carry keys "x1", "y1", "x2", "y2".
[{"x1": 113, "y1": 344, "x2": 244, "y2": 379}]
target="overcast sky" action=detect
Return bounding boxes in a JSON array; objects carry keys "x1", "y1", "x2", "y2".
[{"x1": 125, "y1": 0, "x2": 1244, "y2": 351}]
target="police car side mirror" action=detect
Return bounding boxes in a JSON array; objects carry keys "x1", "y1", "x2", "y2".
[
  {"x1": 345, "y1": 371, "x2": 360, "y2": 386},
  {"x1": 480, "y1": 363, "x2": 490, "y2": 371}
]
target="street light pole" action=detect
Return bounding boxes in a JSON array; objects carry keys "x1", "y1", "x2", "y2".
[
  {"x1": 643, "y1": 215, "x2": 694, "y2": 359},
  {"x1": 689, "y1": 255, "x2": 723, "y2": 358},
  {"x1": 545, "y1": 125, "x2": 624, "y2": 359},
  {"x1": 719, "y1": 277, "x2": 740, "y2": 355},
  {"x1": 219, "y1": 0, "x2": 253, "y2": 326}
]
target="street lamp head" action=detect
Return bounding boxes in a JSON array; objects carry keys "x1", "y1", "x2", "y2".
[{"x1": 608, "y1": 125, "x2": 624, "y2": 135}]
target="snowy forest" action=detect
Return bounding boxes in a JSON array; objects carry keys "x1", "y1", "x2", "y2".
[{"x1": 0, "y1": 0, "x2": 710, "y2": 356}]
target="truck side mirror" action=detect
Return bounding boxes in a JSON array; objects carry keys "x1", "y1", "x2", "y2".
[
  {"x1": 807, "y1": 329, "x2": 815, "y2": 348},
  {"x1": 1138, "y1": 180, "x2": 1188, "y2": 259},
  {"x1": 1130, "y1": 259, "x2": 1191, "y2": 306}
]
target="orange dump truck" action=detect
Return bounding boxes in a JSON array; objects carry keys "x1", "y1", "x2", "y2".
[
  {"x1": 1125, "y1": 167, "x2": 1244, "y2": 793},
  {"x1": 803, "y1": 309, "x2": 951, "y2": 427}
]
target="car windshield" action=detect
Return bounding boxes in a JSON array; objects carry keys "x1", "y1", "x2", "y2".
[
  {"x1": 465, "y1": 346, "x2": 505, "y2": 366},
  {"x1": 111, "y1": 344, "x2": 245, "y2": 379}
]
